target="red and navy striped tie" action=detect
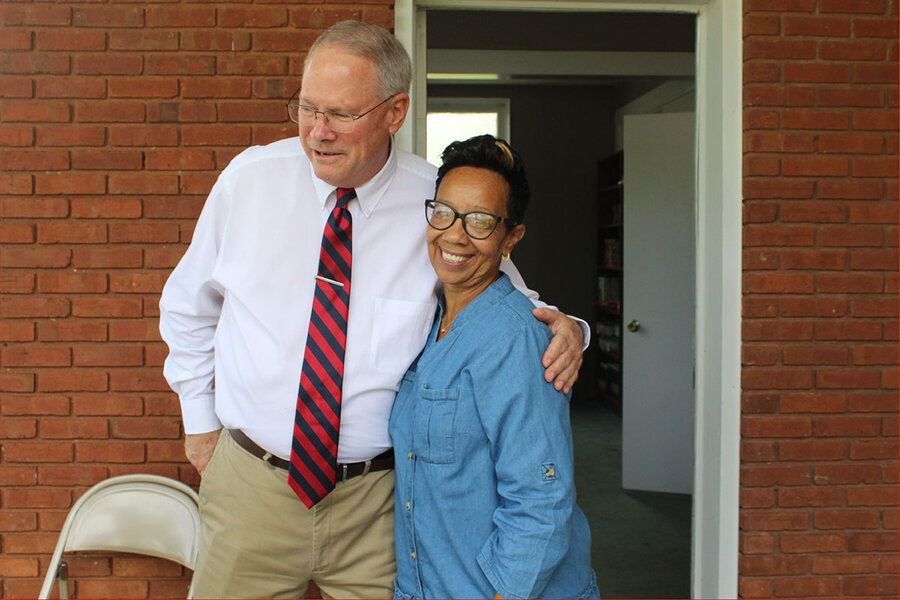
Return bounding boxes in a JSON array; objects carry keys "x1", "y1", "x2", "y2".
[{"x1": 289, "y1": 187, "x2": 355, "y2": 508}]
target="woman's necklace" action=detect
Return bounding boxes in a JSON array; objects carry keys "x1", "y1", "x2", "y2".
[
  {"x1": 439, "y1": 313, "x2": 454, "y2": 334},
  {"x1": 439, "y1": 319, "x2": 452, "y2": 334}
]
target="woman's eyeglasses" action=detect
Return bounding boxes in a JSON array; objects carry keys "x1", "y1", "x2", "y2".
[{"x1": 425, "y1": 199, "x2": 512, "y2": 240}]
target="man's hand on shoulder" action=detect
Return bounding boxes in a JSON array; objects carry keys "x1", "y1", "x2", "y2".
[
  {"x1": 185, "y1": 429, "x2": 222, "y2": 476},
  {"x1": 532, "y1": 307, "x2": 584, "y2": 394}
]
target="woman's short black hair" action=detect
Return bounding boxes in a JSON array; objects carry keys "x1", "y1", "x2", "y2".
[{"x1": 435, "y1": 134, "x2": 530, "y2": 225}]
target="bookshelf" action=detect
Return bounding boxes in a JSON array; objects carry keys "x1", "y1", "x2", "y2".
[{"x1": 595, "y1": 151, "x2": 623, "y2": 414}]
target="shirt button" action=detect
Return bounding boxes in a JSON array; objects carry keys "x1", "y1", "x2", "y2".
[
  {"x1": 406, "y1": 501, "x2": 411, "y2": 510},
  {"x1": 408, "y1": 452, "x2": 413, "y2": 460},
  {"x1": 411, "y1": 552, "x2": 416, "y2": 559},
  {"x1": 546, "y1": 468, "x2": 555, "y2": 477}
]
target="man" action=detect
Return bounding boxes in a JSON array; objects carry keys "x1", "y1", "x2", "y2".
[{"x1": 159, "y1": 20, "x2": 585, "y2": 599}]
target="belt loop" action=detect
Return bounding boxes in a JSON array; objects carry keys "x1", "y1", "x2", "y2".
[{"x1": 361, "y1": 459, "x2": 372, "y2": 477}]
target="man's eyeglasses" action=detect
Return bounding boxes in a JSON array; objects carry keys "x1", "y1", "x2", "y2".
[
  {"x1": 425, "y1": 199, "x2": 512, "y2": 240},
  {"x1": 286, "y1": 90, "x2": 398, "y2": 134}
]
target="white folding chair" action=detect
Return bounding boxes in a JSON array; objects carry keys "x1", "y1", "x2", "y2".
[{"x1": 39, "y1": 474, "x2": 201, "y2": 599}]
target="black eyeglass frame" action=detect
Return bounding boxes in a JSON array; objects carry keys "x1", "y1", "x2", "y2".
[
  {"x1": 286, "y1": 86, "x2": 399, "y2": 132},
  {"x1": 424, "y1": 199, "x2": 514, "y2": 240}
]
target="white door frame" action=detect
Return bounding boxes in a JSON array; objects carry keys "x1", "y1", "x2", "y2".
[{"x1": 395, "y1": 1, "x2": 742, "y2": 598}]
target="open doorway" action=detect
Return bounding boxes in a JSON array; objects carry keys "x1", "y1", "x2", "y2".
[
  {"x1": 397, "y1": 1, "x2": 743, "y2": 596},
  {"x1": 422, "y1": 10, "x2": 696, "y2": 598}
]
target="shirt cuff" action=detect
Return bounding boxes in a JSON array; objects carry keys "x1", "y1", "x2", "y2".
[
  {"x1": 179, "y1": 392, "x2": 222, "y2": 434},
  {"x1": 476, "y1": 548, "x2": 527, "y2": 600},
  {"x1": 574, "y1": 316, "x2": 591, "y2": 350}
]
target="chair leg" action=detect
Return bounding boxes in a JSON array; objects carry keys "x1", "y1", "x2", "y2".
[{"x1": 59, "y1": 562, "x2": 69, "y2": 600}]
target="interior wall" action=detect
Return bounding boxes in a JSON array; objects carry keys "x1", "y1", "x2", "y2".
[{"x1": 429, "y1": 83, "x2": 619, "y2": 399}]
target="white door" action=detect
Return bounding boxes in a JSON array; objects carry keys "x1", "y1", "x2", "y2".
[{"x1": 622, "y1": 112, "x2": 695, "y2": 495}]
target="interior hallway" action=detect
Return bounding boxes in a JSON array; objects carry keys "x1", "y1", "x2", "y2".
[{"x1": 571, "y1": 400, "x2": 692, "y2": 599}]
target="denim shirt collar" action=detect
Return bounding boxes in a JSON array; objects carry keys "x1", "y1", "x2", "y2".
[{"x1": 435, "y1": 273, "x2": 514, "y2": 343}]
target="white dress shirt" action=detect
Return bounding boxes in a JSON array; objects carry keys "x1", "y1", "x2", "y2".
[{"x1": 159, "y1": 137, "x2": 580, "y2": 462}]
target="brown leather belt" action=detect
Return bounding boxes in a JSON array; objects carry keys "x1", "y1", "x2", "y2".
[{"x1": 227, "y1": 429, "x2": 394, "y2": 481}]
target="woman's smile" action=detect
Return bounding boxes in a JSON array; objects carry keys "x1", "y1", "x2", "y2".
[{"x1": 438, "y1": 247, "x2": 472, "y2": 265}]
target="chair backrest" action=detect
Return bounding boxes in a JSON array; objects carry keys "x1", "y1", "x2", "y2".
[{"x1": 39, "y1": 474, "x2": 200, "y2": 599}]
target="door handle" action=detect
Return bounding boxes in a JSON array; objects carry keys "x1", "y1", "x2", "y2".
[{"x1": 627, "y1": 319, "x2": 641, "y2": 332}]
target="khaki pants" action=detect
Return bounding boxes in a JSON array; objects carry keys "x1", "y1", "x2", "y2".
[{"x1": 191, "y1": 430, "x2": 396, "y2": 599}]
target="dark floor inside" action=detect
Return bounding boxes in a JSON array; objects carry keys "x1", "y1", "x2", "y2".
[{"x1": 571, "y1": 400, "x2": 692, "y2": 599}]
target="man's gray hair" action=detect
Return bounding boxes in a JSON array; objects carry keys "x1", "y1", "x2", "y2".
[{"x1": 305, "y1": 20, "x2": 412, "y2": 98}]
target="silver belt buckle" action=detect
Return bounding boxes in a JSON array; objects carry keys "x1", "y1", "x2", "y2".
[{"x1": 341, "y1": 463, "x2": 349, "y2": 481}]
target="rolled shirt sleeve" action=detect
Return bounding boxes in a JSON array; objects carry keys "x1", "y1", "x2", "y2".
[{"x1": 471, "y1": 324, "x2": 577, "y2": 599}]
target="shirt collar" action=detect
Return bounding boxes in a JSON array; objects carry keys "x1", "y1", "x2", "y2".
[
  {"x1": 309, "y1": 137, "x2": 398, "y2": 218},
  {"x1": 437, "y1": 273, "x2": 515, "y2": 333}
]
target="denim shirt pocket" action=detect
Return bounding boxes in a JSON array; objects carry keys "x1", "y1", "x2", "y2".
[{"x1": 412, "y1": 384, "x2": 459, "y2": 464}]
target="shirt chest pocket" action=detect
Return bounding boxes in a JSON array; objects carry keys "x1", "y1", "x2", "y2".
[
  {"x1": 369, "y1": 298, "x2": 434, "y2": 375},
  {"x1": 412, "y1": 385, "x2": 459, "y2": 465}
]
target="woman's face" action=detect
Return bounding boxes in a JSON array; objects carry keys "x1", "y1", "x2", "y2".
[{"x1": 427, "y1": 166, "x2": 525, "y2": 294}]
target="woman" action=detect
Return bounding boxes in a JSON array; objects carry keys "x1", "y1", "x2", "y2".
[{"x1": 389, "y1": 135, "x2": 599, "y2": 600}]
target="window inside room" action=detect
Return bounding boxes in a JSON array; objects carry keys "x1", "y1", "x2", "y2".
[{"x1": 425, "y1": 98, "x2": 510, "y2": 166}]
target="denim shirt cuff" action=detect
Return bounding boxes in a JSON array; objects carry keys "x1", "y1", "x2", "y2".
[{"x1": 476, "y1": 547, "x2": 530, "y2": 600}]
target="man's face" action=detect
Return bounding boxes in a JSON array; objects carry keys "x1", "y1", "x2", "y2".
[{"x1": 298, "y1": 46, "x2": 408, "y2": 189}]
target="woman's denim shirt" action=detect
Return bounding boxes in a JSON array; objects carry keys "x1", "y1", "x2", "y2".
[{"x1": 389, "y1": 274, "x2": 598, "y2": 600}]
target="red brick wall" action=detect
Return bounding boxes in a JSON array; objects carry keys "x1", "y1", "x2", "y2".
[
  {"x1": 741, "y1": 1, "x2": 898, "y2": 598},
  {"x1": 2, "y1": 0, "x2": 898, "y2": 598},
  {"x1": 0, "y1": 2, "x2": 393, "y2": 598}
]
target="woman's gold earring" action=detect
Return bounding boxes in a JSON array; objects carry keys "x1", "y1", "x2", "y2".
[{"x1": 502, "y1": 252, "x2": 511, "y2": 262}]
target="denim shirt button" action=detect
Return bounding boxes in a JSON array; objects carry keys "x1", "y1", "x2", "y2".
[
  {"x1": 406, "y1": 501, "x2": 411, "y2": 510},
  {"x1": 408, "y1": 452, "x2": 414, "y2": 460},
  {"x1": 411, "y1": 552, "x2": 416, "y2": 559}
]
